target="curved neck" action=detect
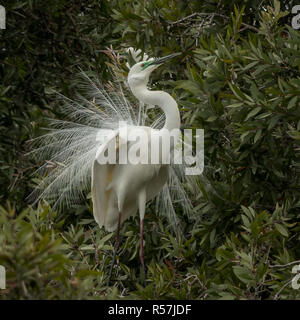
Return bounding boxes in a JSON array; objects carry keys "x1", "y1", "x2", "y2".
[{"x1": 130, "y1": 85, "x2": 180, "y2": 131}]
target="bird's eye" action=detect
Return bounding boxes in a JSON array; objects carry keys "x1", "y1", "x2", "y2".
[{"x1": 141, "y1": 64, "x2": 145, "y2": 67}]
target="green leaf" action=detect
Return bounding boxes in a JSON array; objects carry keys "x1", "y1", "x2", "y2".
[
  {"x1": 254, "y1": 129, "x2": 262, "y2": 143},
  {"x1": 245, "y1": 107, "x2": 261, "y2": 121},
  {"x1": 226, "y1": 102, "x2": 244, "y2": 108},
  {"x1": 228, "y1": 83, "x2": 246, "y2": 101},
  {"x1": 233, "y1": 266, "x2": 255, "y2": 284},
  {"x1": 267, "y1": 115, "x2": 281, "y2": 130},
  {"x1": 175, "y1": 80, "x2": 200, "y2": 95},
  {"x1": 287, "y1": 96, "x2": 297, "y2": 110},
  {"x1": 241, "y1": 215, "x2": 250, "y2": 228},
  {"x1": 275, "y1": 223, "x2": 289, "y2": 237}
]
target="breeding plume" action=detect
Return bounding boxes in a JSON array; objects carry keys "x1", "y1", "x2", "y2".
[{"x1": 29, "y1": 48, "x2": 198, "y2": 284}]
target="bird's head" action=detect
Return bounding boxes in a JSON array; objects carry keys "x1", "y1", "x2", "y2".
[{"x1": 128, "y1": 53, "x2": 181, "y2": 89}]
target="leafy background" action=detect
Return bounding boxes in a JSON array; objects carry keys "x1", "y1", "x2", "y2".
[{"x1": 0, "y1": 0, "x2": 300, "y2": 299}]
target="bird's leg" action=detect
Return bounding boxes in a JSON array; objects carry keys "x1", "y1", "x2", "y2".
[
  {"x1": 107, "y1": 211, "x2": 121, "y2": 287},
  {"x1": 139, "y1": 218, "x2": 146, "y2": 286}
]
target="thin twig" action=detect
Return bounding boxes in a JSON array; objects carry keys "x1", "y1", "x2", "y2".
[
  {"x1": 169, "y1": 12, "x2": 260, "y2": 33},
  {"x1": 274, "y1": 279, "x2": 293, "y2": 300},
  {"x1": 270, "y1": 260, "x2": 300, "y2": 269}
]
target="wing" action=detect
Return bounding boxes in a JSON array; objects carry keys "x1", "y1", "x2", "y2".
[
  {"x1": 92, "y1": 129, "x2": 118, "y2": 230},
  {"x1": 91, "y1": 126, "x2": 170, "y2": 232},
  {"x1": 91, "y1": 129, "x2": 138, "y2": 231}
]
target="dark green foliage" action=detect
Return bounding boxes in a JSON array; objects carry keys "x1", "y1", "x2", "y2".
[
  {"x1": 0, "y1": 0, "x2": 300, "y2": 299},
  {"x1": 0, "y1": 0, "x2": 116, "y2": 206}
]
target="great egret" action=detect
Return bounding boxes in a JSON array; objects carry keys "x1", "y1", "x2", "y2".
[
  {"x1": 29, "y1": 48, "x2": 199, "y2": 285},
  {"x1": 92, "y1": 52, "x2": 182, "y2": 283}
]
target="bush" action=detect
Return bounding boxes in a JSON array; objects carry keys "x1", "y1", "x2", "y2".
[{"x1": 1, "y1": 0, "x2": 299, "y2": 299}]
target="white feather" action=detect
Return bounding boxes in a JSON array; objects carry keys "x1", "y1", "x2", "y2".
[{"x1": 28, "y1": 68, "x2": 199, "y2": 232}]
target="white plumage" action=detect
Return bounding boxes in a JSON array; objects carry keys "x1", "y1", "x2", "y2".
[{"x1": 29, "y1": 49, "x2": 199, "y2": 283}]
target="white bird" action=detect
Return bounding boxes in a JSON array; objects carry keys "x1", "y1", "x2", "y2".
[
  {"x1": 92, "y1": 52, "x2": 182, "y2": 283},
  {"x1": 28, "y1": 49, "x2": 198, "y2": 285}
]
